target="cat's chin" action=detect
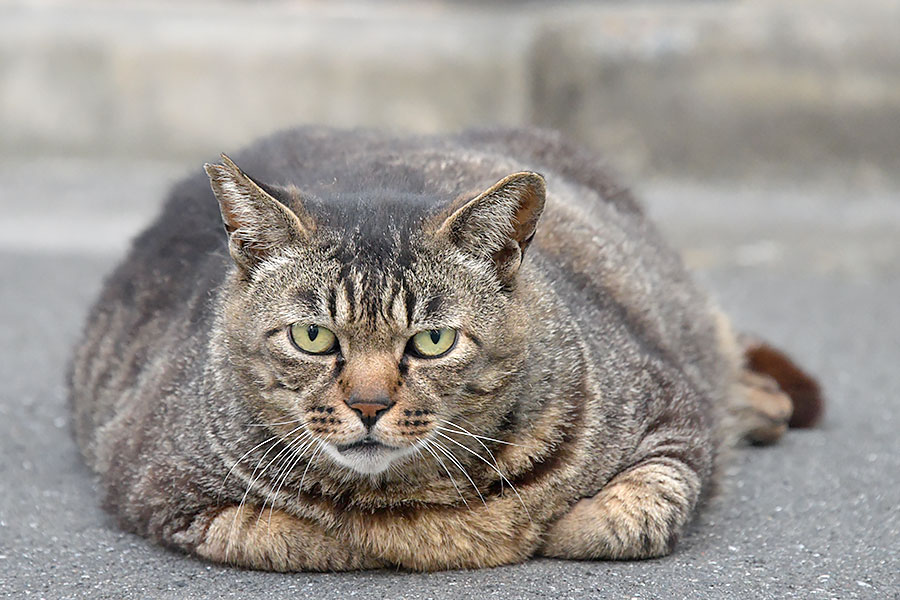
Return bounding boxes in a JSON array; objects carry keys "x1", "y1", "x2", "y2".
[{"x1": 323, "y1": 440, "x2": 416, "y2": 476}]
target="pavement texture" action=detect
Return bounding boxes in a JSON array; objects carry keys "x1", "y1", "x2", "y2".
[{"x1": 1, "y1": 161, "x2": 899, "y2": 599}]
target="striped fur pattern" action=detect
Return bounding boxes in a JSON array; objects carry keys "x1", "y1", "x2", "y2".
[{"x1": 68, "y1": 127, "x2": 820, "y2": 571}]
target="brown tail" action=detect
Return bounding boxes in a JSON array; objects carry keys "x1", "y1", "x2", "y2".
[{"x1": 743, "y1": 339, "x2": 824, "y2": 428}]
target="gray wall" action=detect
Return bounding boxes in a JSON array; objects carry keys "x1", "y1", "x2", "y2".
[{"x1": 2, "y1": 0, "x2": 899, "y2": 183}]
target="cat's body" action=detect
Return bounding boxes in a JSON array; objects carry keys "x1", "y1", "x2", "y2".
[{"x1": 69, "y1": 127, "x2": 820, "y2": 571}]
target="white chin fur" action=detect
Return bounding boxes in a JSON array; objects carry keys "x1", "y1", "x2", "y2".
[{"x1": 323, "y1": 443, "x2": 414, "y2": 475}]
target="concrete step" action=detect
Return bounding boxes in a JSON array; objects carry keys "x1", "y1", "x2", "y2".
[{"x1": 1, "y1": 0, "x2": 899, "y2": 183}]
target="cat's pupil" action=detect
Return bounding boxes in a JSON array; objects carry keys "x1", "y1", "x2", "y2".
[
  {"x1": 308, "y1": 325, "x2": 319, "y2": 341},
  {"x1": 430, "y1": 330, "x2": 441, "y2": 344}
]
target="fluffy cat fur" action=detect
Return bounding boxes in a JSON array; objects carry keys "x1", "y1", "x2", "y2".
[{"x1": 69, "y1": 127, "x2": 822, "y2": 571}]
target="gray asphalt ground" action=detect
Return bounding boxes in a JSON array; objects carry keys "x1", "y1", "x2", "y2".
[{"x1": 1, "y1": 161, "x2": 898, "y2": 599}]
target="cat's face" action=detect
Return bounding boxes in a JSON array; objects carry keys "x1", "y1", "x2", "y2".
[{"x1": 206, "y1": 156, "x2": 545, "y2": 476}]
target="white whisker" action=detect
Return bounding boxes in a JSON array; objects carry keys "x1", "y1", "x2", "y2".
[
  {"x1": 258, "y1": 431, "x2": 317, "y2": 526},
  {"x1": 429, "y1": 438, "x2": 487, "y2": 507},
  {"x1": 218, "y1": 433, "x2": 281, "y2": 500},
  {"x1": 224, "y1": 423, "x2": 305, "y2": 562},
  {"x1": 419, "y1": 439, "x2": 469, "y2": 508},
  {"x1": 219, "y1": 421, "x2": 307, "y2": 499},
  {"x1": 298, "y1": 434, "x2": 331, "y2": 495},
  {"x1": 436, "y1": 423, "x2": 504, "y2": 492},
  {"x1": 434, "y1": 430, "x2": 531, "y2": 522},
  {"x1": 438, "y1": 419, "x2": 522, "y2": 446},
  {"x1": 247, "y1": 417, "x2": 307, "y2": 428}
]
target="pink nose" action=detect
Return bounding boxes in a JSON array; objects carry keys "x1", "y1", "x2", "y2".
[{"x1": 346, "y1": 396, "x2": 393, "y2": 429}]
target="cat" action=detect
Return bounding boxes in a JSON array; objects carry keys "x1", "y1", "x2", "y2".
[{"x1": 68, "y1": 126, "x2": 822, "y2": 571}]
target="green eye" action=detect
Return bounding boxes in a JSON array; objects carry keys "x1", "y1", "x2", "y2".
[
  {"x1": 289, "y1": 324, "x2": 337, "y2": 355},
  {"x1": 410, "y1": 328, "x2": 457, "y2": 358}
]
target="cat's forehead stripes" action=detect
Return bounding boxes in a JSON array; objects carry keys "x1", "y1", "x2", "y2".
[
  {"x1": 322, "y1": 263, "x2": 448, "y2": 334},
  {"x1": 403, "y1": 288, "x2": 416, "y2": 327},
  {"x1": 332, "y1": 274, "x2": 355, "y2": 324},
  {"x1": 294, "y1": 288, "x2": 321, "y2": 313},
  {"x1": 326, "y1": 264, "x2": 395, "y2": 330}
]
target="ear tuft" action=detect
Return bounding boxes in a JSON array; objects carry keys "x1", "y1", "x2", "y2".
[
  {"x1": 204, "y1": 154, "x2": 308, "y2": 271},
  {"x1": 437, "y1": 171, "x2": 547, "y2": 283}
]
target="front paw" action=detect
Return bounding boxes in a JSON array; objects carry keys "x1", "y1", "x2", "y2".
[
  {"x1": 195, "y1": 505, "x2": 296, "y2": 571},
  {"x1": 541, "y1": 465, "x2": 694, "y2": 560},
  {"x1": 186, "y1": 505, "x2": 383, "y2": 572}
]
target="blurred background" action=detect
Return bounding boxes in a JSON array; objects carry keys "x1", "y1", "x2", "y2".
[
  {"x1": 3, "y1": 2, "x2": 900, "y2": 598},
  {"x1": 2, "y1": 0, "x2": 900, "y2": 271},
  {"x1": 3, "y1": 0, "x2": 900, "y2": 181}
]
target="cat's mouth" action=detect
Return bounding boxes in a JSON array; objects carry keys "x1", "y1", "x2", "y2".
[
  {"x1": 336, "y1": 439, "x2": 386, "y2": 453},
  {"x1": 325, "y1": 438, "x2": 415, "y2": 475}
]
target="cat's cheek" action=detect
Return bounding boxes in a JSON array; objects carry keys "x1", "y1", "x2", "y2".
[
  {"x1": 404, "y1": 349, "x2": 478, "y2": 399},
  {"x1": 299, "y1": 388, "x2": 364, "y2": 442},
  {"x1": 368, "y1": 384, "x2": 437, "y2": 445}
]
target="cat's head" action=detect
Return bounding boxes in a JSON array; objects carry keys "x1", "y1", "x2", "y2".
[{"x1": 205, "y1": 155, "x2": 545, "y2": 476}]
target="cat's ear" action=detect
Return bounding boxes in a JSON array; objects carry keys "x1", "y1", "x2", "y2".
[
  {"x1": 204, "y1": 154, "x2": 310, "y2": 271},
  {"x1": 437, "y1": 171, "x2": 546, "y2": 283}
]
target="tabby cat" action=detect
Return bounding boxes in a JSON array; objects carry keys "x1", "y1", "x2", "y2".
[{"x1": 69, "y1": 127, "x2": 822, "y2": 571}]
